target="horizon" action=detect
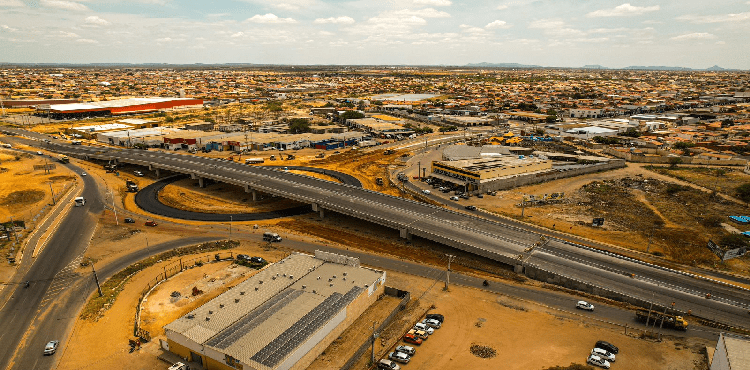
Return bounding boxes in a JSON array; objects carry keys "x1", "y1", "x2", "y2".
[{"x1": 1, "y1": 1, "x2": 749, "y2": 69}]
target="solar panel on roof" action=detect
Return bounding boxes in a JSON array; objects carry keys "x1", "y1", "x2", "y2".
[{"x1": 250, "y1": 286, "x2": 364, "y2": 368}]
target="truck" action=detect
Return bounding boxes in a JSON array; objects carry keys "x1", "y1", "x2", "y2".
[
  {"x1": 376, "y1": 177, "x2": 384, "y2": 185},
  {"x1": 245, "y1": 157, "x2": 265, "y2": 164},
  {"x1": 104, "y1": 164, "x2": 117, "y2": 173},
  {"x1": 58, "y1": 155, "x2": 69, "y2": 163},
  {"x1": 635, "y1": 309, "x2": 688, "y2": 330},
  {"x1": 263, "y1": 232, "x2": 282, "y2": 242}
]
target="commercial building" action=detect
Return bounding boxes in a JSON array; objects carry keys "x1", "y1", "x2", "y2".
[
  {"x1": 431, "y1": 155, "x2": 552, "y2": 192},
  {"x1": 711, "y1": 332, "x2": 750, "y2": 370},
  {"x1": 164, "y1": 251, "x2": 385, "y2": 370},
  {"x1": 39, "y1": 97, "x2": 203, "y2": 119}
]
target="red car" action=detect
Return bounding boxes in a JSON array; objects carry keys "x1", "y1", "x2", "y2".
[
  {"x1": 145, "y1": 220, "x2": 158, "y2": 227},
  {"x1": 403, "y1": 333, "x2": 422, "y2": 345}
]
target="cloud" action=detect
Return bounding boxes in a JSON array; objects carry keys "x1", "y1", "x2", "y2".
[
  {"x1": 528, "y1": 19, "x2": 566, "y2": 29},
  {"x1": 369, "y1": 14, "x2": 427, "y2": 26},
  {"x1": 413, "y1": 0, "x2": 452, "y2": 6},
  {"x1": 245, "y1": 13, "x2": 297, "y2": 24},
  {"x1": 76, "y1": 38, "x2": 98, "y2": 43},
  {"x1": 460, "y1": 24, "x2": 485, "y2": 33},
  {"x1": 314, "y1": 16, "x2": 355, "y2": 24},
  {"x1": 485, "y1": 20, "x2": 510, "y2": 29},
  {"x1": 58, "y1": 31, "x2": 79, "y2": 38},
  {"x1": 0, "y1": 0, "x2": 24, "y2": 7},
  {"x1": 1, "y1": 24, "x2": 18, "y2": 32},
  {"x1": 587, "y1": 3, "x2": 659, "y2": 17},
  {"x1": 395, "y1": 8, "x2": 450, "y2": 18},
  {"x1": 42, "y1": 0, "x2": 89, "y2": 11},
  {"x1": 85, "y1": 16, "x2": 111, "y2": 26},
  {"x1": 496, "y1": 5, "x2": 508, "y2": 10},
  {"x1": 676, "y1": 12, "x2": 750, "y2": 24},
  {"x1": 231, "y1": 32, "x2": 244, "y2": 38},
  {"x1": 670, "y1": 32, "x2": 715, "y2": 40},
  {"x1": 716, "y1": 40, "x2": 725, "y2": 45}
]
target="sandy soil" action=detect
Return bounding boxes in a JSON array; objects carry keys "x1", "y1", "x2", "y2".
[
  {"x1": 58, "y1": 241, "x2": 288, "y2": 370},
  {"x1": 342, "y1": 271, "x2": 709, "y2": 370}
]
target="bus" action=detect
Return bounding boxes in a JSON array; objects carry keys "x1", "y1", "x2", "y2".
[{"x1": 74, "y1": 197, "x2": 85, "y2": 207}]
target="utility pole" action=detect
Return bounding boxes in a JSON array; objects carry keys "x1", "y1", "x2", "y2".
[
  {"x1": 229, "y1": 215, "x2": 233, "y2": 237},
  {"x1": 92, "y1": 264, "x2": 103, "y2": 297},
  {"x1": 444, "y1": 254, "x2": 456, "y2": 290},
  {"x1": 370, "y1": 321, "x2": 379, "y2": 364},
  {"x1": 113, "y1": 196, "x2": 118, "y2": 226},
  {"x1": 9, "y1": 216, "x2": 19, "y2": 245},
  {"x1": 49, "y1": 182, "x2": 56, "y2": 205},
  {"x1": 417, "y1": 161, "x2": 421, "y2": 181}
]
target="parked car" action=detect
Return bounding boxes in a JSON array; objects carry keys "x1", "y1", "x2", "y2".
[
  {"x1": 586, "y1": 354, "x2": 611, "y2": 369},
  {"x1": 476, "y1": 193, "x2": 483, "y2": 198},
  {"x1": 425, "y1": 313, "x2": 444, "y2": 323},
  {"x1": 124, "y1": 218, "x2": 135, "y2": 223},
  {"x1": 168, "y1": 362, "x2": 190, "y2": 370},
  {"x1": 388, "y1": 351, "x2": 411, "y2": 364},
  {"x1": 403, "y1": 333, "x2": 422, "y2": 345},
  {"x1": 450, "y1": 196, "x2": 459, "y2": 201},
  {"x1": 250, "y1": 256, "x2": 267, "y2": 264},
  {"x1": 43, "y1": 340, "x2": 59, "y2": 355},
  {"x1": 465, "y1": 205, "x2": 477, "y2": 211},
  {"x1": 145, "y1": 220, "x2": 158, "y2": 227},
  {"x1": 81, "y1": 172, "x2": 87, "y2": 176},
  {"x1": 591, "y1": 348, "x2": 616, "y2": 362},
  {"x1": 460, "y1": 194, "x2": 470, "y2": 199},
  {"x1": 395, "y1": 345, "x2": 415, "y2": 356},
  {"x1": 407, "y1": 329, "x2": 428, "y2": 340},
  {"x1": 133, "y1": 170, "x2": 144, "y2": 177},
  {"x1": 414, "y1": 322, "x2": 434, "y2": 335},
  {"x1": 378, "y1": 359, "x2": 400, "y2": 370},
  {"x1": 595, "y1": 340, "x2": 619, "y2": 354},
  {"x1": 576, "y1": 300, "x2": 594, "y2": 311},
  {"x1": 422, "y1": 318, "x2": 442, "y2": 329},
  {"x1": 422, "y1": 189, "x2": 431, "y2": 195}
]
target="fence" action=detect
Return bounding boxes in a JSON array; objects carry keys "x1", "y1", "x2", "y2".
[
  {"x1": 133, "y1": 251, "x2": 236, "y2": 341},
  {"x1": 340, "y1": 287, "x2": 411, "y2": 370}
]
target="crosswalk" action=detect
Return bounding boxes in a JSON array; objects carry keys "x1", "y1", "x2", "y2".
[{"x1": 38, "y1": 255, "x2": 84, "y2": 308}]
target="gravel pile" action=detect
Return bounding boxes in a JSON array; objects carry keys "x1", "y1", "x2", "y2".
[{"x1": 470, "y1": 344, "x2": 497, "y2": 358}]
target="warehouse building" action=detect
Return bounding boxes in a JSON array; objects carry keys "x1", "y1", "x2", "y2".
[
  {"x1": 431, "y1": 155, "x2": 552, "y2": 192},
  {"x1": 711, "y1": 332, "x2": 750, "y2": 370},
  {"x1": 164, "y1": 251, "x2": 385, "y2": 370},
  {"x1": 38, "y1": 97, "x2": 203, "y2": 119}
]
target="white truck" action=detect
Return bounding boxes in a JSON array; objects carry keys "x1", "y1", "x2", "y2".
[{"x1": 263, "y1": 232, "x2": 282, "y2": 242}]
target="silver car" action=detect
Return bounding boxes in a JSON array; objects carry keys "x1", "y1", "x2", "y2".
[
  {"x1": 43, "y1": 340, "x2": 59, "y2": 355},
  {"x1": 395, "y1": 345, "x2": 415, "y2": 356},
  {"x1": 388, "y1": 351, "x2": 411, "y2": 364},
  {"x1": 587, "y1": 354, "x2": 610, "y2": 369}
]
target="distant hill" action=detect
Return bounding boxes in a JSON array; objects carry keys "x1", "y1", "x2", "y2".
[
  {"x1": 466, "y1": 62, "x2": 543, "y2": 68},
  {"x1": 581, "y1": 65, "x2": 608, "y2": 69},
  {"x1": 622, "y1": 65, "x2": 694, "y2": 71}
]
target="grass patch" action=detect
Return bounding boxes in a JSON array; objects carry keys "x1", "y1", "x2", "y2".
[{"x1": 80, "y1": 239, "x2": 239, "y2": 321}]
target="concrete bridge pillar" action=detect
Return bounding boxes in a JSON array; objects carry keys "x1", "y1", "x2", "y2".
[
  {"x1": 514, "y1": 264, "x2": 524, "y2": 274},
  {"x1": 319, "y1": 208, "x2": 325, "y2": 218},
  {"x1": 191, "y1": 173, "x2": 199, "y2": 180},
  {"x1": 311, "y1": 203, "x2": 319, "y2": 212},
  {"x1": 399, "y1": 228, "x2": 411, "y2": 240},
  {"x1": 148, "y1": 164, "x2": 153, "y2": 171},
  {"x1": 198, "y1": 177, "x2": 205, "y2": 188},
  {"x1": 155, "y1": 168, "x2": 160, "y2": 178}
]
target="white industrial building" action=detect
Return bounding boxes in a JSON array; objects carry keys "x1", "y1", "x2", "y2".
[
  {"x1": 164, "y1": 251, "x2": 385, "y2": 370},
  {"x1": 711, "y1": 332, "x2": 750, "y2": 370}
]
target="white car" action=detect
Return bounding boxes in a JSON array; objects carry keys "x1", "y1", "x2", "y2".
[
  {"x1": 395, "y1": 345, "x2": 415, "y2": 356},
  {"x1": 43, "y1": 340, "x2": 59, "y2": 355},
  {"x1": 576, "y1": 300, "x2": 594, "y2": 311},
  {"x1": 422, "y1": 189, "x2": 431, "y2": 195},
  {"x1": 81, "y1": 172, "x2": 87, "y2": 176},
  {"x1": 587, "y1": 354, "x2": 611, "y2": 369},
  {"x1": 388, "y1": 351, "x2": 411, "y2": 364},
  {"x1": 591, "y1": 348, "x2": 615, "y2": 362},
  {"x1": 422, "y1": 318, "x2": 442, "y2": 329},
  {"x1": 450, "y1": 196, "x2": 459, "y2": 201},
  {"x1": 414, "y1": 322, "x2": 434, "y2": 335}
]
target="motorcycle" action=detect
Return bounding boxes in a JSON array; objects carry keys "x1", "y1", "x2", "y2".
[
  {"x1": 482, "y1": 280, "x2": 489, "y2": 287},
  {"x1": 24, "y1": 281, "x2": 29, "y2": 288}
]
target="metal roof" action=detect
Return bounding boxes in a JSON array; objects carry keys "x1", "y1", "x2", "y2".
[
  {"x1": 48, "y1": 97, "x2": 199, "y2": 112},
  {"x1": 164, "y1": 253, "x2": 384, "y2": 370}
]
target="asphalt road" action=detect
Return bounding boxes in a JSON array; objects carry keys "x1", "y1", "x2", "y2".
[
  {"x1": 0, "y1": 161, "x2": 102, "y2": 370},
  {"x1": 3, "y1": 128, "x2": 750, "y2": 331}
]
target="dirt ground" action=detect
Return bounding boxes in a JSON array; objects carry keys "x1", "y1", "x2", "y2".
[
  {"x1": 58, "y1": 240, "x2": 288, "y2": 370},
  {"x1": 320, "y1": 271, "x2": 710, "y2": 370}
]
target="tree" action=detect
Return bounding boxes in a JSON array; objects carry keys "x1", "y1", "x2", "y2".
[
  {"x1": 339, "y1": 110, "x2": 365, "y2": 121},
  {"x1": 736, "y1": 183, "x2": 750, "y2": 202},
  {"x1": 288, "y1": 118, "x2": 311, "y2": 134},
  {"x1": 622, "y1": 127, "x2": 640, "y2": 138},
  {"x1": 672, "y1": 142, "x2": 694, "y2": 150},
  {"x1": 668, "y1": 157, "x2": 683, "y2": 169}
]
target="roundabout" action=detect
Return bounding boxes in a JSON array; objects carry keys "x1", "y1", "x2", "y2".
[{"x1": 134, "y1": 166, "x2": 362, "y2": 221}]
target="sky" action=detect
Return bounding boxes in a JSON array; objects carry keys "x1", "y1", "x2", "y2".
[{"x1": 1, "y1": 0, "x2": 749, "y2": 69}]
